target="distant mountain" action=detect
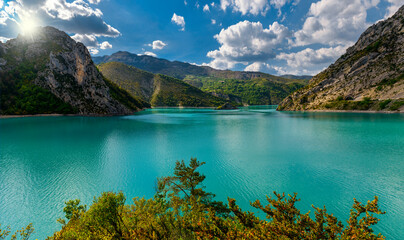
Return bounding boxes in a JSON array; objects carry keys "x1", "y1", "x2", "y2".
[
  {"x1": 280, "y1": 75, "x2": 312, "y2": 80},
  {"x1": 98, "y1": 62, "x2": 226, "y2": 107},
  {"x1": 93, "y1": 51, "x2": 308, "y2": 83},
  {"x1": 94, "y1": 51, "x2": 210, "y2": 79},
  {"x1": 0, "y1": 27, "x2": 145, "y2": 115},
  {"x1": 278, "y1": 5, "x2": 404, "y2": 112},
  {"x1": 93, "y1": 52, "x2": 308, "y2": 105}
]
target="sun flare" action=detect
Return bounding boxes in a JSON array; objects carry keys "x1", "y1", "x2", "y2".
[{"x1": 19, "y1": 17, "x2": 40, "y2": 36}]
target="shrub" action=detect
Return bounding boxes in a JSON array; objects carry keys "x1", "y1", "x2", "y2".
[{"x1": 50, "y1": 158, "x2": 386, "y2": 240}]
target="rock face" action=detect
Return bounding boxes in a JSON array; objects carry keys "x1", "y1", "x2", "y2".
[
  {"x1": 0, "y1": 26, "x2": 141, "y2": 115},
  {"x1": 278, "y1": 5, "x2": 404, "y2": 112}
]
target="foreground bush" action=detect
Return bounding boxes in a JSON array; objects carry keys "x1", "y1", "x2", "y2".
[{"x1": 49, "y1": 158, "x2": 385, "y2": 239}]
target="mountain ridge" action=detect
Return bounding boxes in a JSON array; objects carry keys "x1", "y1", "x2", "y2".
[
  {"x1": 93, "y1": 51, "x2": 310, "y2": 83},
  {"x1": 98, "y1": 62, "x2": 227, "y2": 107}
]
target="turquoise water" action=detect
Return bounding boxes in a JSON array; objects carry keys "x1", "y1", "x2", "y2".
[{"x1": 0, "y1": 106, "x2": 403, "y2": 239}]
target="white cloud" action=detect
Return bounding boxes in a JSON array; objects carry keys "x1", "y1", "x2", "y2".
[
  {"x1": 88, "y1": 0, "x2": 101, "y2": 4},
  {"x1": 385, "y1": 0, "x2": 403, "y2": 18},
  {"x1": 203, "y1": 4, "x2": 210, "y2": 12},
  {"x1": 276, "y1": 45, "x2": 347, "y2": 74},
  {"x1": 294, "y1": 0, "x2": 380, "y2": 46},
  {"x1": 72, "y1": 34, "x2": 112, "y2": 54},
  {"x1": 206, "y1": 20, "x2": 290, "y2": 69},
  {"x1": 171, "y1": 13, "x2": 185, "y2": 31},
  {"x1": 148, "y1": 40, "x2": 167, "y2": 50},
  {"x1": 244, "y1": 62, "x2": 271, "y2": 72},
  {"x1": 0, "y1": 0, "x2": 120, "y2": 44},
  {"x1": 270, "y1": 0, "x2": 300, "y2": 16},
  {"x1": 72, "y1": 33, "x2": 98, "y2": 47},
  {"x1": 89, "y1": 48, "x2": 99, "y2": 55},
  {"x1": 184, "y1": 0, "x2": 188, "y2": 6},
  {"x1": 100, "y1": 41, "x2": 112, "y2": 49},
  {"x1": 143, "y1": 51, "x2": 157, "y2": 57},
  {"x1": 220, "y1": 0, "x2": 270, "y2": 15},
  {"x1": 0, "y1": 36, "x2": 10, "y2": 42},
  {"x1": 211, "y1": 19, "x2": 216, "y2": 25}
]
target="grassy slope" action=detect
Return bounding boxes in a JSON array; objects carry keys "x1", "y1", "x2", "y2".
[
  {"x1": 184, "y1": 75, "x2": 307, "y2": 105},
  {"x1": 98, "y1": 62, "x2": 226, "y2": 107}
]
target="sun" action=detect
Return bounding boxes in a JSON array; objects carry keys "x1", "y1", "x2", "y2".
[{"x1": 19, "y1": 17, "x2": 40, "y2": 36}]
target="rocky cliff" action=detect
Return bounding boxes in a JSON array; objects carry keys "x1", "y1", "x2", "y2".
[
  {"x1": 278, "y1": 5, "x2": 404, "y2": 112},
  {"x1": 0, "y1": 27, "x2": 143, "y2": 115}
]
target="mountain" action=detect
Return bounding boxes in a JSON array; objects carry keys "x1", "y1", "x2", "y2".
[
  {"x1": 183, "y1": 75, "x2": 306, "y2": 105},
  {"x1": 93, "y1": 51, "x2": 308, "y2": 83},
  {"x1": 278, "y1": 5, "x2": 404, "y2": 112},
  {"x1": 0, "y1": 27, "x2": 144, "y2": 116},
  {"x1": 98, "y1": 62, "x2": 226, "y2": 107},
  {"x1": 280, "y1": 75, "x2": 312, "y2": 80},
  {"x1": 93, "y1": 52, "x2": 308, "y2": 105}
]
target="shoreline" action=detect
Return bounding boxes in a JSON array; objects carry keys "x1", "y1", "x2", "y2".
[
  {"x1": 279, "y1": 109, "x2": 404, "y2": 114},
  {"x1": 2, "y1": 106, "x2": 403, "y2": 119}
]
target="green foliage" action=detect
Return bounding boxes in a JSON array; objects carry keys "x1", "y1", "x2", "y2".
[
  {"x1": 389, "y1": 100, "x2": 404, "y2": 111},
  {"x1": 0, "y1": 64, "x2": 76, "y2": 115},
  {"x1": 51, "y1": 158, "x2": 386, "y2": 240},
  {"x1": 157, "y1": 158, "x2": 230, "y2": 216},
  {"x1": 0, "y1": 224, "x2": 34, "y2": 240},
  {"x1": 379, "y1": 99, "x2": 392, "y2": 110},
  {"x1": 324, "y1": 97, "x2": 374, "y2": 110},
  {"x1": 377, "y1": 73, "x2": 404, "y2": 87},
  {"x1": 324, "y1": 97, "x2": 404, "y2": 111},
  {"x1": 184, "y1": 76, "x2": 305, "y2": 105},
  {"x1": 150, "y1": 75, "x2": 226, "y2": 107},
  {"x1": 365, "y1": 40, "x2": 382, "y2": 53}
]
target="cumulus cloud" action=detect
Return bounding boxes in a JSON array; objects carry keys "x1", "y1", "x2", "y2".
[
  {"x1": 0, "y1": 0, "x2": 120, "y2": 53},
  {"x1": 294, "y1": 0, "x2": 379, "y2": 46},
  {"x1": 148, "y1": 40, "x2": 167, "y2": 50},
  {"x1": 171, "y1": 13, "x2": 185, "y2": 31},
  {"x1": 88, "y1": 0, "x2": 101, "y2": 4},
  {"x1": 206, "y1": 20, "x2": 290, "y2": 69},
  {"x1": 219, "y1": 0, "x2": 300, "y2": 16},
  {"x1": 143, "y1": 51, "x2": 157, "y2": 57},
  {"x1": 72, "y1": 33, "x2": 99, "y2": 47},
  {"x1": 220, "y1": 0, "x2": 270, "y2": 15},
  {"x1": 72, "y1": 33, "x2": 113, "y2": 54},
  {"x1": 211, "y1": 19, "x2": 216, "y2": 25},
  {"x1": 385, "y1": 0, "x2": 403, "y2": 18},
  {"x1": 276, "y1": 45, "x2": 347, "y2": 74},
  {"x1": 244, "y1": 62, "x2": 272, "y2": 72},
  {"x1": 100, "y1": 41, "x2": 112, "y2": 49},
  {"x1": 203, "y1": 4, "x2": 210, "y2": 12}
]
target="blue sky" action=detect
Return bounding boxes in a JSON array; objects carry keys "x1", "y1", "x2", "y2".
[{"x1": 0, "y1": 0, "x2": 402, "y2": 75}]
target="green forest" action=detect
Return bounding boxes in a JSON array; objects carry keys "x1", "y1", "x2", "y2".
[{"x1": 183, "y1": 76, "x2": 306, "y2": 105}]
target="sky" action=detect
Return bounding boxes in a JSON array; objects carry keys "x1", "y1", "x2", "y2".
[{"x1": 0, "y1": 0, "x2": 402, "y2": 76}]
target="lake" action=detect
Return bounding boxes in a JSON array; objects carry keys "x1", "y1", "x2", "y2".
[{"x1": 0, "y1": 106, "x2": 403, "y2": 239}]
